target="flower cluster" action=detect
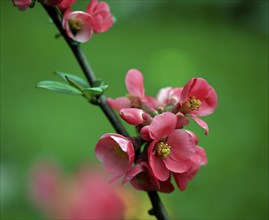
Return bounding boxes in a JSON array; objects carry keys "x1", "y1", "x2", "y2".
[
  {"x1": 96, "y1": 69, "x2": 217, "y2": 192},
  {"x1": 13, "y1": 0, "x2": 114, "y2": 43}
]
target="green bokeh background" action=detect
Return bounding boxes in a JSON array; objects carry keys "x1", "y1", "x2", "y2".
[{"x1": 1, "y1": 0, "x2": 268, "y2": 219}]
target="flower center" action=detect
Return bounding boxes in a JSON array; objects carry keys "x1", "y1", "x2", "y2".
[
  {"x1": 184, "y1": 96, "x2": 201, "y2": 111},
  {"x1": 113, "y1": 145, "x2": 127, "y2": 158},
  {"x1": 69, "y1": 19, "x2": 83, "y2": 35},
  {"x1": 126, "y1": 94, "x2": 141, "y2": 108},
  {"x1": 156, "y1": 141, "x2": 171, "y2": 158}
]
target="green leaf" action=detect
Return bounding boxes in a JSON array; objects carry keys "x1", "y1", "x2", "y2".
[
  {"x1": 54, "y1": 71, "x2": 88, "y2": 89},
  {"x1": 36, "y1": 81, "x2": 82, "y2": 96},
  {"x1": 82, "y1": 85, "x2": 108, "y2": 96}
]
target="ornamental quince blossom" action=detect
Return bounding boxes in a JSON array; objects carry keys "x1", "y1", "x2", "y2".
[
  {"x1": 96, "y1": 69, "x2": 217, "y2": 192},
  {"x1": 95, "y1": 133, "x2": 135, "y2": 181},
  {"x1": 107, "y1": 69, "x2": 154, "y2": 111},
  {"x1": 12, "y1": 0, "x2": 32, "y2": 11},
  {"x1": 178, "y1": 77, "x2": 218, "y2": 134},
  {"x1": 57, "y1": 0, "x2": 76, "y2": 11},
  {"x1": 30, "y1": 161, "x2": 125, "y2": 219},
  {"x1": 146, "y1": 112, "x2": 196, "y2": 181},
  {"x1": 62, "y1": 10, "x2": 94, "y2": 43},
  {"x1": 86, "y1": 0, "x2": 114, "y2": 33}
]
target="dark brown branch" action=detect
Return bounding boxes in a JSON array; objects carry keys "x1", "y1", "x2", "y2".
[{"x1": 42, "y1": 4, "x2": 169, "y2": 220}]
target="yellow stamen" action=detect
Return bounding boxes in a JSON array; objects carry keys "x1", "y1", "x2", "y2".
[
  {"x1": 184, "y1": 96, "x2": 201, "y2": 111},
  {"x1": 156, "y1": 141, "x2": 171, "y2": 158},
  {"x1": 126, "y1": 94, "x2": 141, "y2": 108},
  {"x1": 69, "y1": 19, "x2": 83, "y2": 35}
]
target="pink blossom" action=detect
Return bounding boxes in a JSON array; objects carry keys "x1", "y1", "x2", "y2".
[
  {"x1": 180, "y1": 77, "x2": 218, "y2": 116},
  {"x1": 156, "y1": 87, "x2": 183, "y2": 108},
  {"x1": 147, "y1": 112, "x2": 196, "y2": 181},
  {"x1": 108, "y1": 69, "x2": 154, "y2": 111},
  {"x1": 95, "y1": 133, "x2": 135, "y2": 180},
  {"x1": 42, "y1": 0, "x2": 62, "y2": 6},
  {"x1": 123, "y1": 161, "x2": 174, "y2": 193},
  {"x1": 57, "y1": 0, "x2": 76, "y2": 11},
  {"x1": 174, "y1": 146, "x2": 207, "y2": 191},
  {"x1": 62, "y1": 10, "x2": 94, "y2": 43},
  {"x1": 12, "y1": 0, "x2": 32, "y2": 11},
  {"x1": 86, "y1": 0, "x2": 114, "y2": 33},
  {"x1": 30, "y1": 162, "x2": 125, "y2": 219},
  {"x1": 120, "y1": 108, "x2": 151, "y2": 125}
]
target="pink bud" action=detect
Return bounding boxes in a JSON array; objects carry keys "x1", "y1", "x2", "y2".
[{"x1": 119, "y1": 108, "x2": 149, "y2": 125}]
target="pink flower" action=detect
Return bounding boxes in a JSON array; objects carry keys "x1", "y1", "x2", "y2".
[
  {"x1": 42, "y1": 0, "x2": 62, "y2": 6},
  {"x1": 57, "y1": 0, "x2": 76, "y2": 11},
  {"x1": 62, "y1": 10, "x2": 94, "y2": 43},
  {"x1": 147, "y1": 112, "x2": 196, "y2": 181},
  {"x1": 123, "y1": 161, "x2": 174, "y2": 193},
  {"x1": 30, "y1": 161, "x2": 125, "y2": 219},
  {"x1": 108, "y1": 69, "x2": 154, "y2": 111},
  {"x1": 86, "y1": 0, "x2": 114, "y2": 33},
  {"x1": 119, "y1": 108, "x2": 151, "y2": 125},
  {"x1": 156, "y1": 87, "x2": 183, "y2": 108},
  {"x1": 174, "y1": 146, "x2": 207, "y2": 191},
  {"x1": 179, "y1": 78, "x2": 218, "y2": 134},
  {"x1": 180, "y1": 78, "x2": 218, "y2": 116},
  {"x1": 95, "y1": 133, "x2": 135, "y2": 180},
  {"x1": 12, "y1": 0, "x2": 32, "y2": 11}
]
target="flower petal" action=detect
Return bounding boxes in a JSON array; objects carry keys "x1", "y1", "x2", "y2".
[
  {"x1": 163, "y1": 156, "x2": 191, "y2": 173},
  {"x1": 125, "y1": 69, "x2": 145, "y2": 97},
  {"x1": 167, "y1": 129, "x2": 195, "y2": 159},
  {"x1": 149, "y1": 112, "x2": 177, "y2": 140},
  {"x1": 107, "y1": 97, "x2": 131, "y2": 111},
  {"x1": 148, "y1": 142, "x2": 170, "y2": 181},
  {"x1": 95, "y1": 134, "x2": 134, "y2": 180},
  {"x1": 120, "y1": 108, "x2": 148, "y2": 125},
  {"x1": 189, "y1": 115, "x2": 209, "y2": 135}
]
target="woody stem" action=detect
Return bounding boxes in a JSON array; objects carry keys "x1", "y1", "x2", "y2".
[{"x1": 42, "y1": 4, "x2": 169, "y2": 220}]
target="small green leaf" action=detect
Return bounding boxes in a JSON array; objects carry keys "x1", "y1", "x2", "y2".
[
  {"x1": 36, "y1": 81, "x2": 82, "y2": 96},
  {"x1": 54, "y1": 71, "x2": 88, "y2": 88},
  {"x1": 82, "y1": 85, "x2": 108, "y2": 96},
  {"x1": 83, "y1": 87, "x2": 103, "y2": 95}
]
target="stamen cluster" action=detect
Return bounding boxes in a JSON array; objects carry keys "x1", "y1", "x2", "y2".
[{"x1": 96, "y1": 69, "x2": 218, "y2": 192}]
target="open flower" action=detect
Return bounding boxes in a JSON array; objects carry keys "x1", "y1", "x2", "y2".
[
  {"x1": 62, "y1": 10, "x2": 94, "y2": 43},
  {"x1": 180, "y1": 78, "x2": 218, "y2": 116},
  {"x1": 107, "y1": 69, "x2": 154, "y2": 111},
  {"x1": 86, "y1": 0, "x2": 114, "y2": 33},
  {"x1": 180, "y1": 78, "x2": 218, "y2": 134},
  {"x1": 174, "y1": 145, "x2": 207, "y2": 191},
  {"x1": 95, "y1": 133, "x2": 135, "y2": 181},
  {"x1": 147, "y1": 112, "x2": 196, "y2": 181}
]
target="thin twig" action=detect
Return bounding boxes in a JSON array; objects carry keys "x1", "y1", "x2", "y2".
[{"x1": 42, "y1": 4, "x2": 169, "y2": 220}]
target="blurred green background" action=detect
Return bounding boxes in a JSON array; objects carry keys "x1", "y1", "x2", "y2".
[{"x1": 1, "y1": 0, "x2": 268, "y2": 219}]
